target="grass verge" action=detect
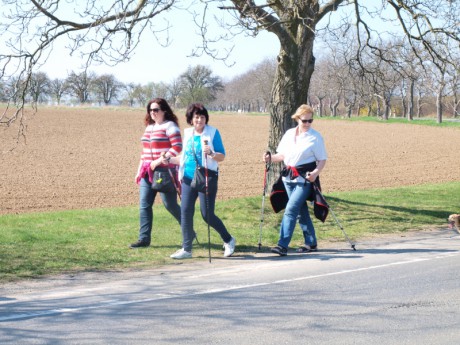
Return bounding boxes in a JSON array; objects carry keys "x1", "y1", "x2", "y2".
[{"x1": 1, "y1": 181, "x2": 458, "y2": 282}]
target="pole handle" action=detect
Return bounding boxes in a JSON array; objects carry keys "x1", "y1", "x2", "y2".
[{"x1": 264, "y1": 151, "x2": 271, "y2": 171}]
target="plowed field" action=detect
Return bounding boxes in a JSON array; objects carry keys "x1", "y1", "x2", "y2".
[{"x1": 1, "y1": 107, "x2": 459, "y2": 214}]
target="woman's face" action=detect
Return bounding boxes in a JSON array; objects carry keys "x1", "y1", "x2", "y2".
[
  {"x1": 298, "y1": 113, "x2": 314, "y2": 131},
  {"x1": 192, "y1": 113, "x2": 206, "y2": 133},
  {"x1": 149, "y1": 102, "x2": 165, "y2": 124}
]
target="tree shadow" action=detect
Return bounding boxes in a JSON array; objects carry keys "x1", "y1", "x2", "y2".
[{"x1": 324, "y1": 195, "x2": 452, "y2": 220}]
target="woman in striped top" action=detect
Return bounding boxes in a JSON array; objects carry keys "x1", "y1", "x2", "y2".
[{"x1": 130, "y1": 98, "x2": 183, "y2": 248}]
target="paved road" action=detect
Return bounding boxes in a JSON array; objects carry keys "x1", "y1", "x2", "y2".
[{"x1": 1, "y1": 229, "x2": 460, "y2": 344}]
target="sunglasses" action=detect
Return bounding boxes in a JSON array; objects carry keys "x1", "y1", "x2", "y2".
[
  {"x1": 149, "y1": 108, "x2": 161, "y2": 113},
  {"x1": 300, "y1": 119, "x2": 314, "y2": 123}
]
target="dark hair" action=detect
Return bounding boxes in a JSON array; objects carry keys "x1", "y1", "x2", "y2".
[
  {"x1": 185, "y1": 103, "x2": 209, "y2": 125},
  {"x1": 144, "y1": 98, "x2": 179, "y2": 127}
]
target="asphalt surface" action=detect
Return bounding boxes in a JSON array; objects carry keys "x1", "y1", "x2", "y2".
[{"x1": 1, "y1": 229, "x2": 460, "y2": 344}]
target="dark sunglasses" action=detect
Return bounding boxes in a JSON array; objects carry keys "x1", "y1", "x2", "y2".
[
  {"x1": 300, "y1": 119, "x2": 314, "y2": 123},
  {"x1": 149, "y1": 108, "x2": 161, "y2": 113}
]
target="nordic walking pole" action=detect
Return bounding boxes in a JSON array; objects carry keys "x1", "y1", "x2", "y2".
[
  {"x1": 204, "y1": 140, "x2": 211, "y2": 263},
  {"x1": 258, "y1": 151, "x2": 271, "y2": 250},
  {"x1": 161, "y1": 152, "x2": 181, "y2": 201},
  {"x1": 328, "y1": 205, "x2": 356, "y2": 251},
  {"x1": 311, "y1": 181, "x2": 356, "y2": 251}
]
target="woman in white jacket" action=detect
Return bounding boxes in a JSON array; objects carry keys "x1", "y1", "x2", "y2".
[{"x1": 167, "y1": 103, "x2": 236, "y2": 259}]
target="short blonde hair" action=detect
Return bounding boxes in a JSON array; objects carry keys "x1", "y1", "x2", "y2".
[{"x1": 291, "y1": 104, "x2": 314, "y2": 121}]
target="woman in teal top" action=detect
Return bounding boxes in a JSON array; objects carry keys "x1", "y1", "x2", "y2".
[{"x1": 167, "y1": 103, "x2": 236, "y2": 259}]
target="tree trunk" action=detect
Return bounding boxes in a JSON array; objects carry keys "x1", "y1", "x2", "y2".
[
  {"x1": 376, "y1": 97, "x2": 382, "y2": 117},
  {"x1": 407, "y1": 79, "x2": 414, "y2": 121},
  {"x1": 453, "y1": 92, "x2": 459, "y2": 118},
  {"x1": 346, "y1": 104, "x2": 353, "y2": 118},
  {"x1": 355, "y1": 102, "x2": 362, "y2": 117},
  {"x1": 332, "y1": 98, "x2": 339, "y2": 117},
  {"x1": 401, "y1": 97, "x2": 407, "y2": 118},
  {"x1": 318, "y1": 97, "x2": 324, "y2": 117},
  {"x1": 383, "y1": 96, "x2": 391, "y2": 120},
  {"x1": 416, "y1": 90, "x2": 422, "y2": 117},
  {"x1": 436, "y1": 84, "x2": 444, "y2": 124}
]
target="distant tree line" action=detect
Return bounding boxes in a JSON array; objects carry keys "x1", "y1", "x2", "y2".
[
  {"x1": 1, "y1": 36, "x2": 458, "y2": 121},
  {"x1": 0, "y1": 65, "x2": 224, "y2": 109}
]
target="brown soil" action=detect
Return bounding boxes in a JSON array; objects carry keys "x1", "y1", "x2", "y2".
[{"x1": 1, "y1": 107, "x2": 459, "y2": 215}]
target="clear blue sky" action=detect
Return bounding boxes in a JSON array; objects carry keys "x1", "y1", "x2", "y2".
[{"x1": 41, "y1": 7, "x2": 280, "y2": 85}]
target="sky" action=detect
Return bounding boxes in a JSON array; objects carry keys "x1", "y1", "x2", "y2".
[
  {"x1": 11, "y1": 2, "x2": 401, "y2": 86},
  {"x1": 40, "y1": 6, "x2": 280, "y2": 85}
]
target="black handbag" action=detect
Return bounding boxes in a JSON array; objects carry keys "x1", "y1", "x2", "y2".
[
  {"x1": 190, "y1": 135, "x2": 218, "y2": 193},
  {"x1": 151, "y1": 167, "x2": 176, "y2": 193},
  {"x1": 191, "y1": 166, "x2": 218, "y2": 193}
]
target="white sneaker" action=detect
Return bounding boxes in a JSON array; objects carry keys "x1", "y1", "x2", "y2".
[
  {"x1": 223, "y1": 237, "x2": 236, "y2": 257},
  {"x1": 170, "y1": 248, "x2": 192, "y2": 259}
]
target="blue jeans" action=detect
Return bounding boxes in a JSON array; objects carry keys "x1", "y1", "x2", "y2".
[
  {"x1": 138, "y1": 175, "x2": 181, "y2": 243},
  {"x1": 277, "y1": 179, "x2": 317, "y2": 249},
  {"x1": 180, "y1": 177, "x2": 232, "y2": 252}
]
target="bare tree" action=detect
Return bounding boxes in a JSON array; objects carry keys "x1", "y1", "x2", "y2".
[
  {"x1": 167, "y1": 78, "x2": 184, "y2": 109},
  {"x1": 445, "y1": 49, "x2": 460, "y2": 119},
  {"x1": 212, "y1": 58, "x2": 275, "y2": 112},
  {"x1": 250, "y1": 58, "x2": 277, "y2": 112},
  {"x1": 212, "y1": 1, "x2": 458, "y2": 170},
  {"x1": 151, "y1": 82, "x2": 172, "y2": 102},
  {"x1": 92, "y1": 74, "x2": 123, "y2": 105},
  {"x1": 66, "y1": 71, "x2": 95, "y2": 104},
  {"x1": 49, "y1": 78, "x2": 70, "y2": 105},
  {"x1": 121, "y1": 83, "x2": 136, "y2": 107},
  {"x1": 178, "y1": 65, "x2": 224, "y2": 106},
  {"x1": 0, "y1": 80, "x2": 6, "y2": 102},
  {"x1": 309, "y1": 58, "x2": 329, "y2": 117},
  {"x1": 29, "y1": 72, "x2": 51, "y2": 104}
]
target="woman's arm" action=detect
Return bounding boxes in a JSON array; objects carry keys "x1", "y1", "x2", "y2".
[
  {"x1": 209, "y1": 151, "x2": 225, "y2": 162},
  {"x1": 263, "y1": 152, "x2": 285, "y2": 163},
  {"x1": 205, "y1": 128, "x2": 225, "y2": 162},
  {"x1": 162, "y1": 154, "x2": 180, "y2": 166}
]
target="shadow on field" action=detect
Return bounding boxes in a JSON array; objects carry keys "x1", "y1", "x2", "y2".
[{"x1": 325, "y1": 196, "x2": 452, "y2": 220}]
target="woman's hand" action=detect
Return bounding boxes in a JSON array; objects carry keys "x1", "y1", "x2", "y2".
[
  {"x1": 306, "y1": 160, "x2": 326, "y2": 182},
  {"x1": 150, "y1": 158, "x2": 162, "y2": 170},
  {"x1": 203, "y1": 143, "x2": 213, "y2": 156},
  {"x1": 160, "y1": 152, "x2": 171, "y2": 165},
  {"x1": 262, "y1": 152, "x2": 271, "y2": 163},
  {"x1": 306, "y1": 171, "x2": 318, "y2": 182},
  {"x1": 264, "y1": 152, "x2": 283, "y2": 163}
]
